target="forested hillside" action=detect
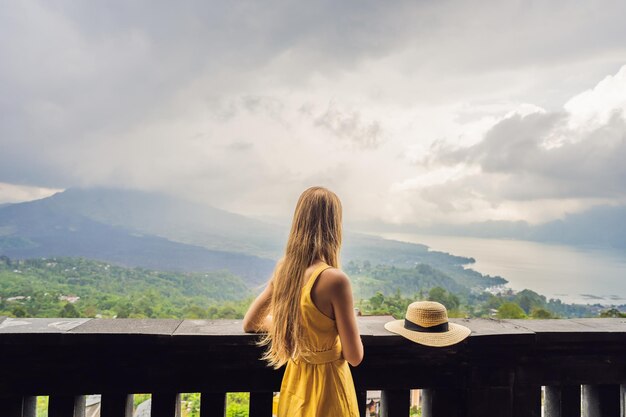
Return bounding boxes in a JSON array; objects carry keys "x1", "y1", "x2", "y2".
[
  {"x1": 0, "y1": 256, "x2": 252, "y2": 319},
  {"x1": 2, "y1": 256, "x2": 620, "y2": 321}
]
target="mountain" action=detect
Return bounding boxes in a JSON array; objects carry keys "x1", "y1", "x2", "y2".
[
  {"x1": 42, "y1": 188, "x2": 286, "y2": 257},
  {"x1": 359, "y1": 204, "x2": 626, "y2": 249},
  {"x1": 0, "y1": 187, "x2": 505, "y2": 291},
  {"x1": 0, "y1": 193, "x2": 275, "y2": 285},
  {"x1": 529, "y1": 205, "x2": 626, "y2": 248}
]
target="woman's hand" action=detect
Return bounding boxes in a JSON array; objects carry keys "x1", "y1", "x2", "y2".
[{"x1": 242, "y1": 278, "x2": 273, "y2": 333}]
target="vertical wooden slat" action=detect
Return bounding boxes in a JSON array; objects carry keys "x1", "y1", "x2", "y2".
[
  {"x1": 380, "y1": 389, "x2": 409, "y2": 417},
  {"x1": 422, "y1": 389, "x2": 433, "y2": 416},
  {"x1": 249, "y1": 392, "x2": 273, "y2": 417},
  {"x1": 48, "y1": 395, "x2": 85, "y2": 417},
  {"x1": 356, "y1": 390, "x2": 367, "y2": 417},
  {"x1": 620, "y1": 384, "x2": 625, "y2": 417},
  {"x1": 545, "y1": 385, "x2": 581, "y2": 417},
  {"x1": 0, "y1": 396, "x2": 23, "y2": 417},
  {"x1": 74, "y1": 396, "x2": 86, "y2": 417},
  {"x1": 151, "y1": 393, "x2": 181, "y2": 417},
  {"x1": 513, "y1": 385, "x2": 541, "y2": 417},
  {"x1": 468, "y1": 387, "x2": 513, "y2": 417},
  {"x1": 422, "y1": 388, "x2": 464, "y2": 417},
  {"x1": 200, "y1": 392, "x2": 226, "y2": 417},
  {"x1": 48, "y1": 395, "x2": 71, "y2": 417},
  {"x1": 583, "y1": 385, "x2": 620, "y2": 417},
  {"x1": 22, "y1": 396, "x2": 36, "y2": 417},
  {"x1": 101, "y1": 393, "x2": 133, "y2": 417},
  {"x1": 48, "y1": 395, "x2": 70, "y2": 417}
]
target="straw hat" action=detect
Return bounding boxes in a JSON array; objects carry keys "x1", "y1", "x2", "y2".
[{"x1": 384, "y1": 301, "x2": 471, "y2": 347}]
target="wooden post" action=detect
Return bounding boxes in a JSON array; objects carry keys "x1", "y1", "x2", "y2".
[
  {"x1": 513, "y1": 385, "x2": 541, "y2": 417},
  {"x1": 249, "y1": 392, "x2": 273, "y2": 417},
  {"x1": 422, "y1": 388, "x2": 464, "y2": 417},
  {"x1": 583, "y1": 384, "x2": 620, "y2": 417},
  {"x1": 200, "y1": 392, "x2": 226, "y2": 417},
  {"x1": 357, "y1": 390, "x2": 367, "y2": 417},
  {"x1": 151, "y1": 392, "x2": 181, "y2": 417},
  {"x1": 22, "y1": 396, "x2": 37, "y2": 417},
  {"x1": 101, "y1": 393, "x2": 133, "y2": 417},
  {"x1": 467, "y1": 386, "x2": 513, "y2": 417},
  {"x1": 545, "y1": 385, "x2": 581, "y2": 417},
  {"x1": 74, "y1": 396, "x2": 85, "y2": 417},
  {"x1": 48, "y1": 395, "x2": 85, "y2": 417},
  {"x1": 380, "y1": 390, "x2": 409, "y2": 417}
]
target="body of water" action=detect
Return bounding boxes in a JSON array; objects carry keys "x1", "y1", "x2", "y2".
[{"x1": 377, "y1": 233, "x2": 626, "y2": 305}]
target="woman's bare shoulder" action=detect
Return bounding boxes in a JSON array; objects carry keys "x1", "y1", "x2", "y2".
[{"x1": 319, "y1": 267, "x2": 351, "y2": 292}]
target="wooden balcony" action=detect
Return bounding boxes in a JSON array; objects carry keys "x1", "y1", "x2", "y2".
[{"x1": 1, "y1": 315, "x2": 625, "y2": 417}]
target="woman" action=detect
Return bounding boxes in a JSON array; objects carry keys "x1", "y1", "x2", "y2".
[{"x1": 243, "y1": 186, "x2": 363, "y2": 417}]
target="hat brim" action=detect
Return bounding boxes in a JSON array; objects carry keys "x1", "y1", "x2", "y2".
[{"x1": 384, "y1": 320, "x2": 471, "y2": 347}]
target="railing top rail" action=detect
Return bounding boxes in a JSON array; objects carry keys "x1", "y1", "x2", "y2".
[{"x1": 1, "y1": 316, "x2": 625, "y2": 342}]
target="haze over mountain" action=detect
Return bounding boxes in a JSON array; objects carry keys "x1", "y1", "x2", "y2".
[
  {"x1": 0, "y1": 187, "x2": 509, "y2": 291},
  {"x1": 43, "y1": 187, "x2": 287, "y2": 257},
  {"x1": 0, "y1": 189, "x2": 277, "y2": 284},
  {"x1": 356, "y1": 204, "x2": 626, "y2": 249}
]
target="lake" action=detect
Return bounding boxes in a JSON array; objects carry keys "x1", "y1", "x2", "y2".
[{"x1": 377, "y1": 233, "x2": 626, "y2": 305}]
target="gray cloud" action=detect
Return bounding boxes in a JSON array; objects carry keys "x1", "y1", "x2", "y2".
[
  {"x1": 225, "y1": 141, "x2": 254, "y2": 152},
  {"x1": 314, "y1": 106, "x2": 383, "y2": 150},
  {"x1": 430, "y1": 111, "x2": 626, "y2": 203},
  {"x1": 2, "y1": 1, "x2": 626, "y2": 223}
]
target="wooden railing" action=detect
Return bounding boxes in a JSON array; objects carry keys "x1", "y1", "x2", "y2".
[{"x1": 1, "y1": 315, "x2": 625, "y2": 417}]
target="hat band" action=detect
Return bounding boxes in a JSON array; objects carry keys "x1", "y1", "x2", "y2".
[{"x1": 404, "y1": 318, "x2": 449, "y2": 333}]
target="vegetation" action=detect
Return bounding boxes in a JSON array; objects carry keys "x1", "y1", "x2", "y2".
[
  {"x1": 2, "y1": 256, "x2": 622, "y2": 322},
  {"x1": 600, "y1": 308, "x2": 626, "y2": 318},
  {"x1": 496, "y1": 302, "x2": 526, "y2": 319},
  {"x1": 0, "y1": 256, "x2": 252, "y2": 319},
  {"x1": 356, "y1": 286, "x2": 622, "y2": 320},
  {"x1": 346, "y1": 261, "x2": 467, "y2": 299}
]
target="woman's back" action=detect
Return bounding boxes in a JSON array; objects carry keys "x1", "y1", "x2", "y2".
[
  {"x1": 299, "y1": 262, "x2": 341, "y2": 355},
  {"x1": 277, "y1": 262, "x2": 360, "y2": 417}
]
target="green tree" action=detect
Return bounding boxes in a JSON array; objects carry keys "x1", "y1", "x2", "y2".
[
  {"x1": 497, "y1": 302, "x2": 526, "y2": 319},
  {"x1": 83, "y1": 305, "x2": 97, "y2": 317},
  {"x1": 116, "y1": 302, "x2": 131, "y2": 318},
  {"x1": 484, "y1": 294, "x2": 503, "y2": 310},
  {"x1": 11, "y1": 305, "x2": 27, "y2": 318},
  {"x1": 59, "y1": 302, "x2": 80, "y2": 318},
  {"x1": 428, "y1": 287, "x2": 459, "y2": 310},
  {"x1": 600, "y1": 308, "x2": 626, "y2": 318},
  {"x1": 518, "y1": 294, "x2": 532, "y2": 314},
  {"x1": 369, "y1": 292, "x2": 385, "y2": 310},
  {"x1": 530, "y1": 308, "x2": 554, "y2": 319},
  {"x1": 184, "y1": 305, "x2": 208, "y2": 319}
]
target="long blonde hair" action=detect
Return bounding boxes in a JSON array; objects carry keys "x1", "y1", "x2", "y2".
[{"x1": 260, "y1": 186, "x2": 343, "y2": 369}]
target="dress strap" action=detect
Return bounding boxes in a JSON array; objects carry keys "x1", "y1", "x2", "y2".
[{"x1": 303, "y1": 262, "x2": 332, "y2": 290}]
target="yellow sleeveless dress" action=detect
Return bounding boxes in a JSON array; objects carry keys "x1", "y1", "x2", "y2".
[{"x1": 277, "y1": 263, "x2": 360, "y2": 417}]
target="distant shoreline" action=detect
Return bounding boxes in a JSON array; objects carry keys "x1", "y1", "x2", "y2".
[{"x1": 373, "y1": 232, "x2": 626, "y2": 307}]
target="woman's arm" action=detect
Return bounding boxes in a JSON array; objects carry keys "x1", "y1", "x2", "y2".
[
  {"x1": 329, "y1": 270, "x2": 364, "y2": 367},
  {"x1": 242, "y1": 279, "x2": 273, "y2": 333}
]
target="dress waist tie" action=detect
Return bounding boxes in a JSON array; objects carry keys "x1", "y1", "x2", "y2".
[{"x1": 297, "y1": 341, "x2": 342, "y2": 365}]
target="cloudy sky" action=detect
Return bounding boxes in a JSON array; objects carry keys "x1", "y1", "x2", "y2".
[{"x1": 1, "y1": 1, "x2": 626, "y2": 226}]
